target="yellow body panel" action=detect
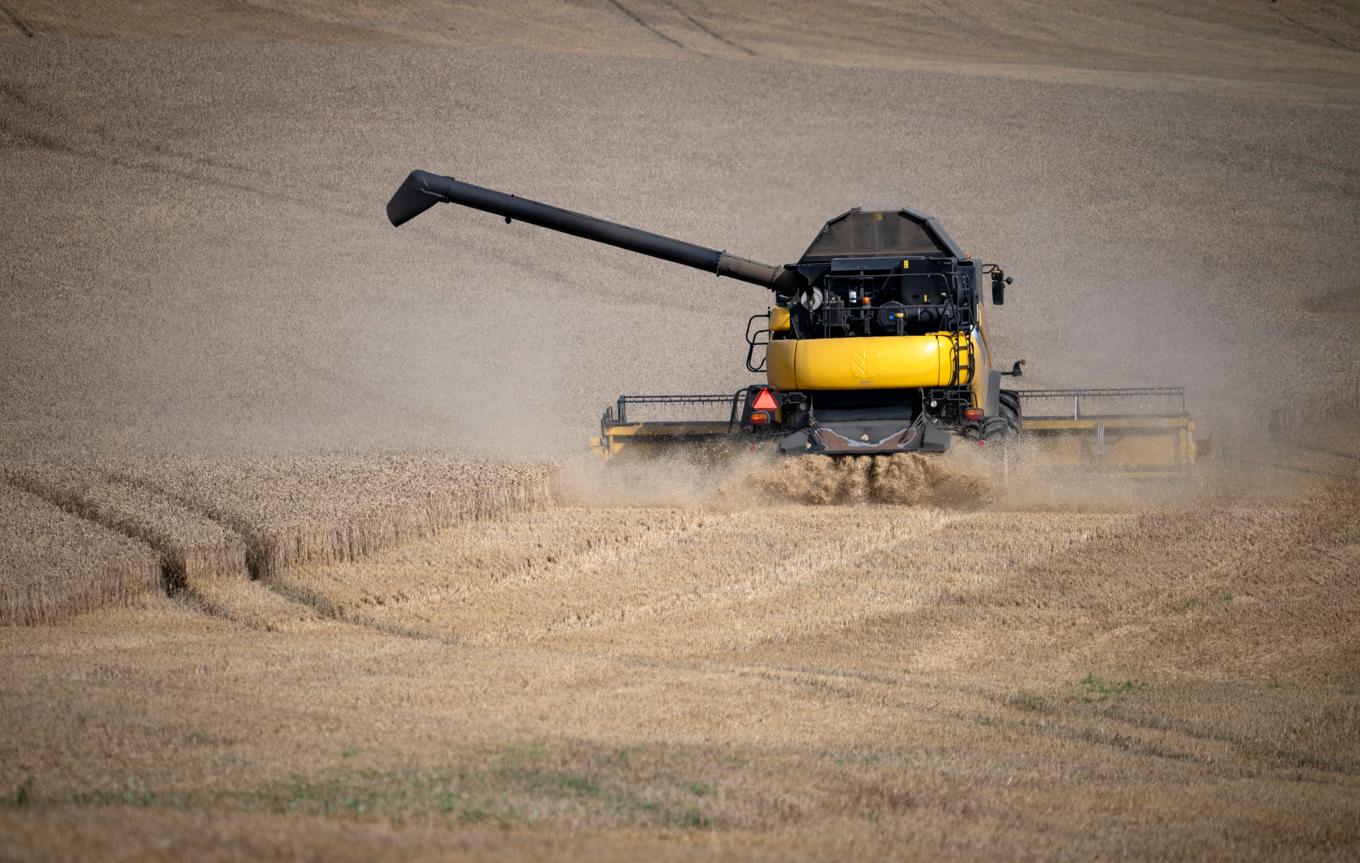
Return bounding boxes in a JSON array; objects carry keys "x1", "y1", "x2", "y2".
[
  {"x1": 767, "y1": 333, "x2": 974, "y2": 391},
  {"x1": 769, "y1": 307, "x2": 791, "y2": 332},
  {"x1": 970, "y1": 307, "x2": 992, "y2": 411}
]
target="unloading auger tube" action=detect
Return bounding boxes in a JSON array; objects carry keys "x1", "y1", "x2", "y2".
[{"x1": 386, "y1": 169, "x2": 806, "y2": 295}]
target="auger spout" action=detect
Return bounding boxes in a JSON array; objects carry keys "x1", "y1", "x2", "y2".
[{"x1": 386, "y1": 170, "x2": 802, "y2": 292}]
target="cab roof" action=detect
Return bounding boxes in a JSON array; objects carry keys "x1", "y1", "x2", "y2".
[{"x1": 799, "y1": 208, "x2": 963, "y2": 262}]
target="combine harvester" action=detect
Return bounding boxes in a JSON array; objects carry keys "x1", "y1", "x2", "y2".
[{"x1": 387, "y1": 170, "x2": 1203, "y2": 471}]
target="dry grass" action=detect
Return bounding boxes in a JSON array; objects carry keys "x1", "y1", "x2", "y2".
[{"x1": 0, "y1": 483, "x2": 160, "y2": 624}]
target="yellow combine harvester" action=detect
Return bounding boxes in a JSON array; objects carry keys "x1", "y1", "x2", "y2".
[{"x1": 387, "y1": 170, "x2": 1203, "y2": 470}]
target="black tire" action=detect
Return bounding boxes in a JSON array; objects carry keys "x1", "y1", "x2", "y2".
[
  {"x1": 999, "y1": 389, "x2": 1021, "y2": 419},
  {"x1": 985, "y1": 389, "x2": 1022, "y2": 443},
  {"x1": 982, "y1": 417, "x2": 1015, "y2": 442}
]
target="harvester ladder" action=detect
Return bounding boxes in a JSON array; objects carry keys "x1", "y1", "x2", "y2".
[
  {"x1": 944, "y1": 269, "x2": 976, "y2": 386},
  {"x1": 745, "y1": 312, "x2": 770, "y2": 373},
  {"x1": 951, "y1": 332, "x2": 976, "y2": 386},
  {"x1": 951, "y1": 270, "x2": 975, "y2": 331}
]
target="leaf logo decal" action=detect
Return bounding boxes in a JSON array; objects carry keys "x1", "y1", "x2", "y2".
[{"x1": 850, "y1": 347, "x2": 878, "y2": 380}]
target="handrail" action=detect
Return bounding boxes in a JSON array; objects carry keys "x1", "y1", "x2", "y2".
[
  {"x1": 1016, "y1": 387, "x2": 1187, "y2": 420},
  {"x1": 602, "y1": 391, "x2": 749, "y2": 434}
]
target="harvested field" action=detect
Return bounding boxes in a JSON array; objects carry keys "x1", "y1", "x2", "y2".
[
  {"x1": 2, "y1": 0, "x2": 1359, "y2": 859},
  {"x1": 1, "y1": 466, "x2": 1358, "y2": 860}
]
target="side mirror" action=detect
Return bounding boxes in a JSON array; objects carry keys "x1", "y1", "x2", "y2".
[{"x1": 990, "y1": 272, "x2": 1013, "y2": 305}]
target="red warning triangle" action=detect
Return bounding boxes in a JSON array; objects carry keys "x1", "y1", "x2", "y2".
[{"x1": 752, "y1": 389, "x2": 778, "y2": 411}]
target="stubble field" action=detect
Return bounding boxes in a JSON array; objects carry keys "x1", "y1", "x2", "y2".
[
  {"x1": 3, "y1": 444, "x2": 1357, "y2": 860},
  {"x1": 3, "y1": 1, "x2": 1360, "y2": 859}
]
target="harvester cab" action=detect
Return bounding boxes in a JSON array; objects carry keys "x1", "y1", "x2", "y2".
[
  {"x1": 757, "y1": 206, "x2": 1013, "y2": 455},
  {"x1": 387, "y1": 170, "x2": 1203, "y2": 469}
]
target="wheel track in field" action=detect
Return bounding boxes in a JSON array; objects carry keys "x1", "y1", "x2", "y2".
[
  {"x1": 0, "y1": 76, "x2": 624, "y2": 404},
  {"x1": 273, "y1": 507, "x2": 711, "y2": 640},
  {"x1": 654, "y1": 0, "x2": 755, "y2": 56},
  {"x1": 467, "y1": 486, "x2": 1359, "y2": 782},
  {"x1": 604, "y1": 0, "x2": 757, "y2": 59},
  {"x1": 0, "y1": 81, "x2": 294, "y2": 205},
  {"x1": 0, "y1": 76, "x2": 434, "y2": 244},
  {"x1": 0, "y1": 466, "x2": 319, "y2": 628},
  {"x1": 503, "y1": 641, "x2": 1360, "y2": 784},
  {"x1": 0, "y1": 468, "x2": 244, "y2": 596},
  {"x1": 604, "y1": 0, "x2": 688, "y2": 53},
  {"x1": 1269, "y1": 0, "x2": 1360, "y2": 53},
  {"x1": 0, "y1": 3, "x2": 33, "y2": 37},
  {"x1": 528, "y1": 509, "x2": 959, "y2": 644},
  {"x1": 524, "y1": 496, "x2": 1360, "y2": 783}
]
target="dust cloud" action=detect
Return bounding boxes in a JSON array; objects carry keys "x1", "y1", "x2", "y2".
[
  {"x1": 738, "y1": 449, "x2": 998, "y2": 507},
  {"x1": 555, "y1": 445, "x2": 999, "y2": 509}
]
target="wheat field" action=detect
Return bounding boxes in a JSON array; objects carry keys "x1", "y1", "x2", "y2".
[
  {"x1": 0, "y1": 483, "x2": 161, "y2": 624},
  {"x1": 0, "y1": 455, "x2": 554, "y2": 625},
  {"x1": 3, "y1": 0, "x2": 1360, "y2": 858},
  {"x1": 1, "y1": 448, "x2": 1357, "y2": 859}
]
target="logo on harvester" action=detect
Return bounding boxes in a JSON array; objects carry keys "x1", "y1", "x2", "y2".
[{"x1": 851, "y1": 346, "x2": 878, "y2": 382}]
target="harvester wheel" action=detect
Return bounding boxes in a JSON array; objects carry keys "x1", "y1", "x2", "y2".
[
  {"x1": 982, "y1": 417, "x2": 1016, "y2": 442},
  {"x1": 999, "y1": 389, "x2": 1022, "y2": 421},
  {"x1": 985, "y1": 389, "x2": 1022, "y2": 444}
]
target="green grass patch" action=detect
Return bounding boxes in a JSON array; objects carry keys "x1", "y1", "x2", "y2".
[
  {"x1": 680, "y1": 807, "x2": 711, "y2": 828},
  {"x1": 1076, "y1": 674, "x2": 1145, "y2": 704},
  {"x1": 830, "y1": 749, "x2": 885, "y2": 766},
  {"x1": 66, "y1": 777, "x2": 183, "y2": 809},
  {"x1": 686, "y1": 781, "x2": 715, "y2": 797},
  {"x1": 42, "y1": 742, "x2": 722, "y2": 830},
  {"x1": 1, "y1": 778, "x2": 33, "y2": 808}
]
